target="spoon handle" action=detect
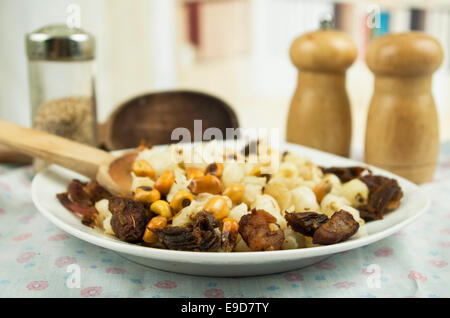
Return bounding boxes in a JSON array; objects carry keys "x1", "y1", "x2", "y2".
[
  {"x1": 0, "y1": 144, "x2": 32, "y2": 164},
  {"x1": 0, "y1": 119, "x2": 113, "y2": 179}
]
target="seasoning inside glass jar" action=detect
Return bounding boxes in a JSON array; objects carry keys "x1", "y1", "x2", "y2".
[{"x1": 26, "y1": 24, "x2": 98, "y2": 172}]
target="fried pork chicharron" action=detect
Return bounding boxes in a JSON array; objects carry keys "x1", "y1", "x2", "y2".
[
  {"x1": 238, "y1": 209, "x2": 285, "y2": 251},
  {"x1": 285, "y1": 210, "x2": 359, "y2": 245}
]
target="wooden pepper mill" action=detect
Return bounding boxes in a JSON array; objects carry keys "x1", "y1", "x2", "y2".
[
  {"x1": 287, "y1": 28, "x2": 357, "y2": 157},
  {"x1": 365, "y1": 32, "x2": 443, "y2": 184}
]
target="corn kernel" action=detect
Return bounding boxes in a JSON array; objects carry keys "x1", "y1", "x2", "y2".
[
  {"x1": 134, "y1": 186, "x2": 161, "y2": 204},
  {"x1": 170, "y1": 190, "x2": 194, "y2": 212},
  {"x1": 132, "y1": 160, "x2": 155, "y2": 179},
  {"x1": 188, "y1": 175, "x2": 223, "y2": 195},
  {"x1": 203, "y1": 196, "x2": 230, "y2": 220},
  {"x1": 205, "y1": 162, "x2": 224, "y2": 178},
  {"x1": 223, "y1": 183, "x2": 245, "y2": 204},
  {"x1": 186, "y1": 167, "x2": 204, "y2": 180},
  {"x1": 155, "y1": 170, "x2": 175, "y2": 195},
  {"x1": 143, "y1": 216, "x2": 167, "y2": 244},
  {"x1": 150, "y1": 200, "x2": 172, "y2": 218}
]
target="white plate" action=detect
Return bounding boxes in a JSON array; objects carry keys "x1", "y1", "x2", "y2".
[{"x1": 31, "y1": 142, "x2": 429, "y2": 277}]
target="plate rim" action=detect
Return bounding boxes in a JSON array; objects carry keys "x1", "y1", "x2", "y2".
[{"x1": 31, "y1": 142, "x2": 430, "y2": 265}]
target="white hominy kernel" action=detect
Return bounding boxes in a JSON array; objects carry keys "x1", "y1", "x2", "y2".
[
  {"x1": 291, "y1": 186, "x2": 320, "y2": 212},
  {"x1": 282, "y1": 228, "x2": 306, "y2": 250},
  {"x1": 171, "y1": 200, "x2": 204, "y2": 227},
  {"x1": 264, "y1": 178, "x2": 293, "y2": 212},
  {"x1": 340, "y1": 206, "x2": 367, "y2": 239},
  {"x1": 340, "y1": 179, "x2": 369, "y2": 207},
  {"x1": 94, "y1": 199, "x2": 115, "y2": 235},
  {"x1": 322, "y1": 173, "x2": 342, "y2": 193},
  {"x1": 136, "y1": 147, "x2": 179, "y2": 177},
  {"x1": 131, "y1": 175, "x2": 155, "y2": 193},
  {"x1": 222, "y1": 162, "x2": 245, "y2": 188},
  {"x1": 274, "y1": 162, "x2": 298, "y2": 178},
  {"x1": 233, "y1": 235, "x2": 253, "y2": 252},
  {"x1": 252, "y1": 194, "x2": 287, "y2": 229},
  {"x1": 320, "y1": 193, "x2": 351, "y2": 217},
  {"x1": 229, "y1": 203, "x2": 249, "y2": 221}
]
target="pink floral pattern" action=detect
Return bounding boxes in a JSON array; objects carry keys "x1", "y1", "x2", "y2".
[
  {"x1": 374, "y1": 247, "x2": 394, "y2": 257},
  {"x1": 315, "y1": 262, "x2": 336, "y2": 270},
  {"x1": 362, "y1": 266, "x2": 381, "y2": 276},
  {"x1": 106, "y1": 267, "x2": 126, "y2": 274},
  {"x1": 81, "y1": 286, "x2": 102, "y2": 297},
  {"x1": 0, "y1": 182, "x2": 11, "y2": 192},
  {"x1": 155, "y1": 280, "x2": 177, "y2": 289},
  {"x1": 16, "y1": 251, "x2": 35, "y2": 263},
  {"x1": 13, "y1": 233, "x2": 31, "y2": 241},
  {"x1": 19, "y1": 215, "x2": 35, "y2": 223},
  {"x1": 283, "y1": 273, "x2": 303, "y2": 282},
  {"x1": 27, "y1": 281, "x2": 48, "y2": 291},
  {"x1": 333, "y1": 282, "x2": 355, "y2": 289},
  {"x1": 428, "y1": 260, "x2": 448, "y2": 268},
  {"x1": 55, "y1": 256, "x2": 76, "y2": 268},
  {"x1": 440, "y1": 228, "x2": 450, "y2": 235},
  {"x1": 408, "y1": 271, "x2": 427, "y2": 282},
  {"x1": 48, "y1": 234, "x2": 69, "y2": 241},
  {"x1": 203, "y1": 288, "x2": 224, "y2": 298},
  {"x1": 0, "y1": 208, "x2": 5, "y2": 215}
]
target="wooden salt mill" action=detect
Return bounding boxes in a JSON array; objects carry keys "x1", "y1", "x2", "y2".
[
  {"x1": 287, "y1": 24, "x2": 357, "y2": 157},
  {"x1": 365, "y1": 32, "x2": 443, "y2": 183}
]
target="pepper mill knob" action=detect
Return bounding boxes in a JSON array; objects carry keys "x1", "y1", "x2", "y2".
[
  {"x1": 365, "y1": 32, "x2": 444, "y2": 183},
  {"x1": 287, "y1": 30, "x2": 357, "y2": 157},
  {"x1": 366, "y1": 32, "x2": 443, "y2": 76}
]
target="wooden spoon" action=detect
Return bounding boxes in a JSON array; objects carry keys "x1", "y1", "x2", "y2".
[
  {"x1": 0, "y1": 143, "x2": 32, "y2": 164},
  {"x1": 0, "y1": 119, "x2": 135, "y2": 197},
  {"x1": 0, "y1": 90, "x2": 238, "y2": 164}
]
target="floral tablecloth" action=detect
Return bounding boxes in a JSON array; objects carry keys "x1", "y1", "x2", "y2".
[{"x1": 1, "y1": 143, "x2": 449, "y2": 298}]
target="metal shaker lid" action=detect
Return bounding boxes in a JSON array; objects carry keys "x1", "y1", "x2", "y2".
[{"x1": 26, "y1": 24, "x2": 95, "y2": 61}]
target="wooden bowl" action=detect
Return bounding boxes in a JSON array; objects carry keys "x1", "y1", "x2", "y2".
[{"x1": 99, "y1": 90, "x2": 239, "y2": 150}]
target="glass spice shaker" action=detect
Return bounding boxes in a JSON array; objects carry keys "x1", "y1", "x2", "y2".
[{"x1": 26, "y1": 24, "x2": 98, "y2": 172}]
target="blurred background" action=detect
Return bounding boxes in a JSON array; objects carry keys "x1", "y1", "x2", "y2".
[{"x1": 1, "y1": 0, "x2": 450, "y2": 155}]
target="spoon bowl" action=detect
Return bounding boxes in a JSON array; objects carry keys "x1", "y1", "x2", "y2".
[
  {"x1": 97, "y1": 151, "x2": 137, "y2": 197},
  {"x1": 0, "y1": 119, "x2": 134, "y2": 197}
]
